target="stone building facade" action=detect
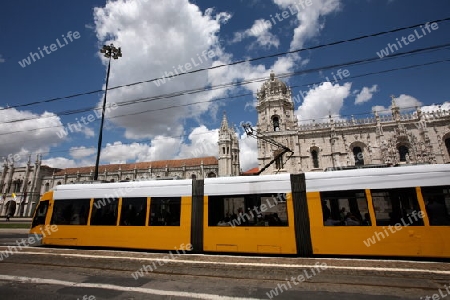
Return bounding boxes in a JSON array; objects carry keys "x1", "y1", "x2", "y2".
[
  {"x1": 256, "y1": 71, "x2": 450, "y2": 174},
  {"x1": 0, "y1": 114, "x2": 240, "y2": 217},
  {"x1": 0, "y1": 155, "x2": 57, "y2": 218},
  {"x1": 218, "y1": 112, "x2": 240, "y2": 177}
]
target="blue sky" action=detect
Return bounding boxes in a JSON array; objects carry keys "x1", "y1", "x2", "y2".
[{"x1": 1, "y1": 0, "x2": 449, "y2": 171}]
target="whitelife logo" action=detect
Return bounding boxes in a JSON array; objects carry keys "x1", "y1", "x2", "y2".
[
  {"x1": 18, "y1": 31, "x2": 81, "y2": 68},
  {"x1": 376, "y1": 21, "x2": 438, "y2": 58}
]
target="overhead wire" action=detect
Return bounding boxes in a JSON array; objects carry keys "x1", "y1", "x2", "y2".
[
  {"x1": 1, "y1": 54, "x2": 449, "y2": 140},
  {"x1": 2, "y1": 42, "x2": 450, "y2": 126},
  {"x1": 1, "y1": 16, "x2": 450, "y2": 111}
]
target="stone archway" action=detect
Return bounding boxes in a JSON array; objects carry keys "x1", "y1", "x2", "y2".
[
  {"x1": 349, "y1": 141, "x2": 368, "y2": 166},
  {"x1": 5, "y1": 200, "x2": 17, "y2": 217},
  {"x1": 443, "y1": 132, "x2": 450, "y2": 162}
]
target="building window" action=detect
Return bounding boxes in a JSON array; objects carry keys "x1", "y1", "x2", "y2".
[
  {"x1": 398, "y1": 145, "x2": 409, "y2": 162},
  {"x1": 445, "y1": 138, "x2": 450, "y2": 158},
  {"x1": 191, "y1": 174, "x2": 197, "y2": 180},
  {"x1": 274, "y1": 149, "x2": 284, "y2": 169},
  {"x1": 207, "y1": 172, "x2": 216, "y2": 178},
  {"x1": 353, "y1": 147, "x2": 364, "y2": 166},
  {"x1": 311, "y1": 150, "x2": 319, "y2": 169},
  {"x1": 44, "y1": 183, "x2": 50, "y2": 192},
  {"x1": 222, "y1": 147, "x2": 225, "y2": 154},
  {"x1": 12, "y1": 179, "x2": 22, "y2": 193},
  {"x1": 272, "y1": 116, "x2": 280, "y2": 131}
]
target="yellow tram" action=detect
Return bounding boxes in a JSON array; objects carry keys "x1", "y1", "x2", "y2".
[{"x1": 29, "y1": 164, "x2": 450, "y2": 258}]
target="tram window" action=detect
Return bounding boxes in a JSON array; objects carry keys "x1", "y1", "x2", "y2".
[
  {"x1": 51, "y1": 199, "x2": 90, "y2": 225},
  {"x1": 149, "y1": 197, "x2": 181, "y2": 226},
  {"x1": 32, "y1": 201, "x2": 49, "y2": 227},
  {"x1": 371, "y1": 188, "x2": 424, "y2": 226},
  {"x1": 120, "y1": 197, "x2": 147, "y2": 226},
  {"x1": 208, "y1": 193, "x2": 288, "y2": 227},
  {"x1": 320, "y1": 190, "x2": 369, "y2": 226},
  {"x1": 90, "y1": 198, "x2": 119, "y2": 226},
  {"x1": 421, "y1": 186, "x2": 450, "y2": 226}
]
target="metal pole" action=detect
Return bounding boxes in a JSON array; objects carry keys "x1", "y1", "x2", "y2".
[{"x1": 94, "y1": 57, "x2": 112, "y2": 181}]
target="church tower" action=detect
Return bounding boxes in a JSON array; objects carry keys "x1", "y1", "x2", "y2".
[
  {"x1": 218, "y1": 112, "x2": 240, "y2": 176},
  {"x1": 256, "y1": 71, "x2": 299, "y2": 174}
]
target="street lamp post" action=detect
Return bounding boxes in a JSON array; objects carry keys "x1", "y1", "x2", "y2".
[{"x1": 94, "y1": 44, "x2": 122, "y2": 181}]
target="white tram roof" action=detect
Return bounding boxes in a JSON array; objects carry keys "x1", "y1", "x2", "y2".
[
  {"x1": 52, "y1": 164, "x2": 450, "y2": 199},
  {"x1": 53, "y1": 178, "x2": 193, "y2": 200},
  {"x1": 204, "y1": 164, "x2": 450, "y2": 195},
  {"x1": 306, "y1": 164, "x2": 450, "y2": 192}
]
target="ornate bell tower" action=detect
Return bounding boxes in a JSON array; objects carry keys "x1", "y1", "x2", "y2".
[
  {"x1": 218, "y1": 112, "x2": 240, "y2": 176},
  {"x1": 255, "y1": 71, "x2": 299, "y2": 174}
]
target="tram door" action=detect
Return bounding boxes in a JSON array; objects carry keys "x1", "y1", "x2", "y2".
[{"x1": 31, "y1": 201, "x2": 49, "y2": 228}]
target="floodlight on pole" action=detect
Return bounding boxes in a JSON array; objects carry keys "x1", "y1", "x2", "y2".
[{"x1": 94, "y1": 44, "x2": 122, "y2": 181}]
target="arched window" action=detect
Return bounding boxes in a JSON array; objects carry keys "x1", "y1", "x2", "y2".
[
  {"x1": 353, "y1": 147, "x2": 364, "y2": 166},
  {"x1": 272, "y1": 116, "x2": 280, "y2": 131},
  {"x1": 191, "y1": 174, "x2": 197, "y2": 180},
  {"x1": 311, "y1": 150, "x2": 319, "y2": 169},
  {"x1": 398, "y1": 145, "x2": 409, "y2": 162},
  {"x1": 207, "y1": 172, "x2": 216, "y2": 178},
  {"x1": 446, "y1": 138, "x2": 450, "y2": 158},
  {"x1": 12, "y1": 179, "x2": 22, "y2": 193},
  {"x1": 56, "y1": 181, "x2": 61, "y2": 186},
  {"x1": 275, "y1": 155, "x2": 283, "y2": 169},
  {"x1": 44, "y1": 183, "x2": 50, "y2": 192},
  {"x1": 274, "y1": 149, "x2": 284, "y2": 169}
]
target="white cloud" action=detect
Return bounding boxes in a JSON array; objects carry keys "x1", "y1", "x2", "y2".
[
  {"x1": 0, "y1": 107, "x2": 63, "y2": 164},
  {"x1": 93, "y1": 0, "x2": 231, "y2": 140},
  {"x1": 355, "y1": 84, "x2": 378, "y2": 105},
  {"x1": 97, "y1": 136, "x2": 183, "y2": 164},
  {"x1": 238, "y1": 133, "x2": 258, "y2": 172},
  {"x1": 273, "y1": 0, "x2": 342, "y2": 50},
  {"x1": 420, "y1": 101, "x2": 450, "y2": 113},
  {"x1": 31, "y1": 0, "x2": 344, "y2": 171},
  {"x1": 177, "y1": 126, "x2": 219, "y2": 158},
  {"x1": 294, "y1": 82, "x2": 352, "y2": 123},
  {"x1": 393, "y1": 94, "x2": 422, "y2": 109},
  {"x1": 231, "y1": 19, "x2": 280, "y2": 48},
  {"x1": 371, "y1": 105, "x2": 388, "y2": 114},
  {"x1": 41, "y1": 157, "x2": 78, "y2": 169},
  {"x1": 70, "y1": 146, "x2": 97, "y2": 159},
  {"x1": 371, "y1": 94, "x2": 422, "y2": 114},
  {"x1": 0, "y1": 54, "x2": 5, "y2": 63},
  {"x1": 207, "y1": 0, "x2": 343, "y2": 111}
]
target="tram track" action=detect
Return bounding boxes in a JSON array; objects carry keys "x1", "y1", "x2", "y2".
[
  {"x1": 0, "y1": 259, "x2": 443, "y2": 300},
  {"x1": 0, "y1": 249, "x2": 446, "y2": 295}
]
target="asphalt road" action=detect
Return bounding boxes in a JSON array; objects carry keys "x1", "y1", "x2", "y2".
[
  {"x1": 0, "y1": 228, "x2": 29, "y2": 246},
  {"x1": 0, "y1": 230, "x2": 449, "y2": 300}
]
